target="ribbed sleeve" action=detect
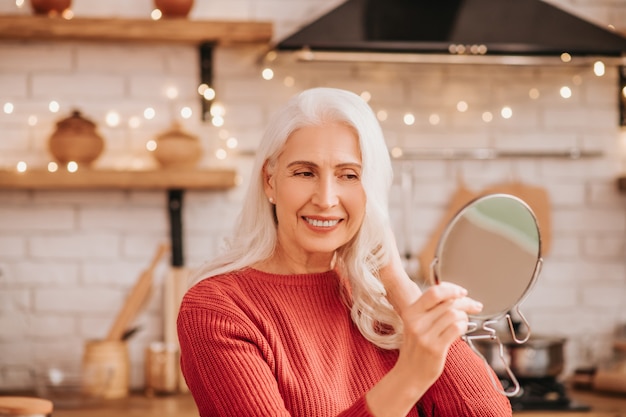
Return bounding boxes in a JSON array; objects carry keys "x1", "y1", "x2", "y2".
[{"x1": 177, "y1": 268, "x2": 512, "y2": 417}]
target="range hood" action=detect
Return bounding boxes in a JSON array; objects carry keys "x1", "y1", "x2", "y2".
[{"x1": 275, "y1": 0, "x2": 626, "y2": 64}]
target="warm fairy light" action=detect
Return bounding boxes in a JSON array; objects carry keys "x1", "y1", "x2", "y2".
[
  {"x1": 456, "y1": 101, "x2": 468, "y2": 112},
  {"x1": 165, "y1": 86, "x2": 179, "y2": 99},
  {"x1": 529, "y1": 88, "x2": 540, "y2": 99},
  {"x1": 376, "y1": 110, "x2": 388, "y2": 122},
  {"x1": 49, "y1": 101, "x2": 60, "y2": 113},
  {"x1": 143, "y1": 107, "x2": 156, "y2": 120},
  {"x1": 560, "y1": 86, "x2": 572, "y2": 99},
  {"x1": 198, "y1": 84, "x2": 209, "y2": 95},
  {"x1": 403, "y1": 113, "x2": 415, "y2": 126},
  {"x1": 218, "y1": 129, "x2": 229, "y2": 140},
  {"x1": 3, "y1": 102, "x2": 14, "y2": 114},
  {"x1": 146, "y1": 140, "x2": 157, "y2": 151},
  {"x1": 226, "y1": 137, "x2": 238, "y2": 149},
  {"x1": 261, "y1": 68, "x2": 274, "y2": 80},
  {"x1": 128, "y1": 116, "x2": 141, "y2": 128},
  {"x1": 360, "y1": 91, "x2": 372, "y2": 102},
  {"x1": 283, "y1": 76, "x2": 295, "y2": 87},
  {"x1": 48, "y1": 162, "x2": 58, "y2": 172},
  {"x1": 62, "y1": 9, "x2": 73, "y2": 19},
  {"x1": 593, "y1": 61, "x2": 605, "y2": 77},
  {"x1": 265, "y1": 50, "x2": 277, "y2": 62},
  {"x1": 429, "y1": 114, "x2": 440, "y2": 125},
  {"x1": 28, "y1": 115, "x2": 38, "y2": 126},
  {"x1": 16, "y1": 161, "x2": 27, "y2": 172},
  {"x1": 67, "y1": 161, "x2": 78, "y2": 172},
  {"x1": 390, "y1": 147, "x2": 403, "y2": 158},
  {"x1": 210, "y1": 102, "x2": 225, "y2": 117},
  {"x1": 180, "y1": 107, "x2": 193, "y2": 119},
  {"x1": 151, "y1": 9, "x2": 162, "y2": 20},
  {"x1": 572, "y1": 75, "x2": 582, "y2": 85},
  {"x1": 500, "y1": 106, "x2": 513, "y2": 119},
  {"x1": 215, "y1": 148, "x2": 227, "y2": 160},
  {"x1": 15, "y1": 0, "x2": 25, "y2": 8},
  {"x1": 482, "y1": 111, "x2": 493, "y2": 123},
  {"x1": 212, "y1": 116, "x2": 225, "y2": 127},
  {"x1": 623, "y1": 86, "x2": 626, "y2": 98},
  {"x1": 560, "y1": 53, "x2": 572, "y2": 63},
  {"x1": 203, "y1": 88, "x2": 216, "y2": 101},
  {"x1": 105, "y1": 110, "x2": 121, "y2": 127}
]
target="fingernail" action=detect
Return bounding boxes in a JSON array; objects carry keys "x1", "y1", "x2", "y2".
[{"x1": 475, "y1": 301, "x2": 483, "y2": 309}]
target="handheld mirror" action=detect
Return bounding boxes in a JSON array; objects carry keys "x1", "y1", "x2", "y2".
[{"x1": 430, "y1": 193, "x2": 543, "y2": 397}]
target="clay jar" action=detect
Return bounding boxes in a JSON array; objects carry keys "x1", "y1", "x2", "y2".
[
  {"x1": 30, "y1": 0, "x2": 72, "y2": 15},
  {"x1": 153, "y1": 0, "x2": 194, "y2": 18},
  {"x1": 48, "y1": 110, "x2": 105, "y2": 167},
  {"x1": 153, "y1": 122, "x2": 202, "y2": 169}
]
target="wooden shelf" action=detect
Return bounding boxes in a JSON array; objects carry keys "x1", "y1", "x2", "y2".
[
  {"x1": 0, "y1": 168, "x2": 239, "y2": 190},
  {"x1": 0, "y1": 15, "x2": 272, "y2": 45}
]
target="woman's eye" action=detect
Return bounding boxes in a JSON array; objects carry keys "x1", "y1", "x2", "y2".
[{"x1": 294, "y1": 171, "x2": 314, "y2": 177}]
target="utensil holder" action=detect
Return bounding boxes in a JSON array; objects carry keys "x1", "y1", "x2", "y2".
[{"x1": 82, "y1": 340, "x2": 129, "y2": 399}]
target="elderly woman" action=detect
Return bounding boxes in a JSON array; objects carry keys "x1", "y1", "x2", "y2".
[{"x1": 177, "y1": 87, "x2": 512, "y2": 417}]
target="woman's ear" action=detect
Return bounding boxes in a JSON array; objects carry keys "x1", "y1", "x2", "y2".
[{"x1": 262, "y1": 160, "x2": 275, "y2": 200}]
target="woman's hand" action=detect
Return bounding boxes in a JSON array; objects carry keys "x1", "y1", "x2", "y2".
[{"x1": 396, "y1": 282, "x2": 483, "y2": 385}]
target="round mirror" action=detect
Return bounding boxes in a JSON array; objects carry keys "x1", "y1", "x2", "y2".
[{"x1": 432, "y1": 193, "x2": 542, "y2": 321}]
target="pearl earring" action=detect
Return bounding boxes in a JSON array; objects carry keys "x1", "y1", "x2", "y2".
[{"x1": 269, "y1": 197, "x2": 274, "y2": 204}]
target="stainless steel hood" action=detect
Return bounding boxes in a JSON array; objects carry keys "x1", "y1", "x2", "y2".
[{"x1": 274, "y1": 0, "x2": 626, "y2": 64}]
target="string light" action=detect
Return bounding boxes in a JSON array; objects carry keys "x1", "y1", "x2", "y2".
[
  {"x1": 429, "y1": 114, "x2": 440, "y2": 125},
  {"x1": 49, "y1": 101, "x2": 60, "y2": 113},
  {"x1": 403, "y1": 113, "x2": 415, "y2": 126},
  {"x1": 143, "y1": 107, "x2": 156, "y2": 120},
  {"x1": 376, "y1": 110, "x2": 388, "y2": 122},
  {"x1": 62, "y1": 9, "x2": 73, "y2": 19},
  {"x1": 105, "y1": 110, "x2": 121, "y2": 127},
  {"x1": 593, "y1": 61, "x2": 605, "y2": 77},
  {"x1": 529, "y1": 88, "x2": 540, "y2": 99},
  {"x1": 15, "y1": 0, "x2": 25, "y2": 8},
  {"x1": 146, "y1": 140, "x2": 157, "y2": 151},
  {"x1": 180, "y1": 107, "x2": 193, "y2": 119},
  {"x1": 226, "y1": 137, "x2": 238, "y2": 149},
  {"x1": 28, "y1": 115, "x2": 38, "y2": 126},
  {"x1": 47, "y1": 162, "x2": 58, "y2": 172},
  {"x1": 560, "y1": 86, "x2": 572, "y2": 99},
  {"x1": 67, "y1": 161, "x2": 78, "y2": 172},
  {"x1": 215, "y1": 148, "x2": 227, "y2": 160},
  {"x1": 128, "y1": 116, "x2": 142, "y2": 128},
  {"x1": 262, "y1": 68, "x2": 274, "y2": 80},
  {"x1": 151, "y1": 9, "x2": 162, "y2": 20},
  {"x1": 482, "y1": 112, "x2": 493, "y2": 123},
  {"x1": 390, "y1": 147, "x2": 403, "y2": 158},
  {"x1": 560, "y1": 53, "x2": 572, "y2": 63},
  {"x1": 283, "y1": 76, "x2": 295, "y2": 87},
  {"x1": 501, "y1": 106, "x2": 513, "y2": 119},
  {"x1": 3, "y1": 102, "x2": 14, "y2": 114},
  {"x1": 16, "y1": 161, "x2": 27, "y2": 172},
  {"x1": 360, "y1": 91, "x2": 372, "y2": 102},
  {"x1": 165, "y1": 86, "x2": 179, "y2": 99},
  {"x1": 456, "y1": 101, "x2": 468, "y2": 112}
]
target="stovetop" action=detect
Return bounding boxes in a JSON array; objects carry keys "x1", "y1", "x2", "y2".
[{"x1": 500, "y1": 376, "x2": 591, "y2": 411}]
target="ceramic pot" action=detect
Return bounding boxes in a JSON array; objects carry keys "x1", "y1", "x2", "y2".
[
  {"x1": 48, "y1": 110, "x2": 105, "y2": 166},
  {"x1": 30, "y1": 0, "x2": 71, "y2": 15},
  {"x1": 153, "y1": 0, "x2": 194, "y2": 18},
  {"x1": 153, "y1": 122, "x2": 202, "y2": 169}
]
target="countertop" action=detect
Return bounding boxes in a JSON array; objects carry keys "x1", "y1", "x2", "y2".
[{"x1": 48, "y1": 389, "x2": 626, "y2": 417}]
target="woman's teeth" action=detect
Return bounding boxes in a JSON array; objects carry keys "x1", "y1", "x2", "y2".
[{"x1": 305, "y1": 218, "x2": 339, "y2": 227}]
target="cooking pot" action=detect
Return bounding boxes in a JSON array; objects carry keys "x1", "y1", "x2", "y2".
[{"x1": 476, "y1": 335, "x2": 566, "y2": 378}]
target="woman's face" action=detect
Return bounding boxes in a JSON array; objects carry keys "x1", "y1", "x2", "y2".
[{"x1": 264, "y1": 122, "x2": 366, "y2": 266}]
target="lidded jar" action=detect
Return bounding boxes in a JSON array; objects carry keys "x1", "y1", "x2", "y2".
[
  {"x1": 152, "y1": 122, "x2": 202, "y2": 169},
  {"x1": 30, "y1": 0, "x2": 72, "y2": 15},
  {"x1": 48, "y1": 110, "x2": 105, "y2": 167},
  {"x1": 153, "y1": 0, "x2": 194, "y2": 18}
]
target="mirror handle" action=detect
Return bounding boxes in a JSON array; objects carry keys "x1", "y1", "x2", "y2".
[
  {"x1": 506, "y1": 306, "x2": 531, "y2": 344},
  {"x1": 465, "y1": 336, "x2": 522, "y2": 398}
]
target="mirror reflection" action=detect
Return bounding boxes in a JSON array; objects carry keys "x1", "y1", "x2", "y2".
[{"x1": 432, "y1": 193, "x2": 542, "y2": 321}]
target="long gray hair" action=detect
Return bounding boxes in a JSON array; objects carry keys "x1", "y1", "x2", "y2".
[{"x1": 190, "y1": 87, "x2": 403, "y2": 349}]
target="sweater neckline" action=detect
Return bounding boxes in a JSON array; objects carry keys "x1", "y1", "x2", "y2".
[{"x1": 244, "y1": 267, "x2": 340, "y2": 287}]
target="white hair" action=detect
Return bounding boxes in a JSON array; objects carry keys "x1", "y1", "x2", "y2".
[{"x1": 190, "y1": 87, "x2": 403, "y2": 349}]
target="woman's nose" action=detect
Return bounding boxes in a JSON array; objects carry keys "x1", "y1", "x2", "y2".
[{"x1": 312, "y1": 176, "x2": 339, "y2": 208}]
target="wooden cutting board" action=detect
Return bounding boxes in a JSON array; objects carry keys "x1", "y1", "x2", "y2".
[{"x1": 416, "y1": 180, "x2": 552, "y2": 282}]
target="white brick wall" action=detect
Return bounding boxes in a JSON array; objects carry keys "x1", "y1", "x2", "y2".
[{"x1": 1, "y1": 0, "x2": 626, "y2": 389}]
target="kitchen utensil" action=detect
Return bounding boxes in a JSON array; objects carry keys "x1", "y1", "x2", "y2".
[
  {"x1": 431, "y1": 193, "x2": 543, "y2": 396},
  {"x1": 29, "y1": 0, "x2": 71, "y2": 15},
  {"x1": 144, "y1": 342, "x2": 179, "y2": 396},
  {"x1": 153, "y1": 0, "x2": 194, "y2": 18},
  {"x1": 477, "y1": 335, "x2": 565, "y2": 378},
  {"x1": 105, "y1": 243, "x2": 169, "y2": 341}
]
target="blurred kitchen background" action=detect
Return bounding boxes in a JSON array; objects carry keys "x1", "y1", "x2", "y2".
[{"x1": 1, "y1": 0, "x2": 626, "y2": 393}]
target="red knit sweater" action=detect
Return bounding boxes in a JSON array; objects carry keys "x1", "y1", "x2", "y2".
[{"x1": 177, "y1": 268, "x2": 512, "y2": 417}]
